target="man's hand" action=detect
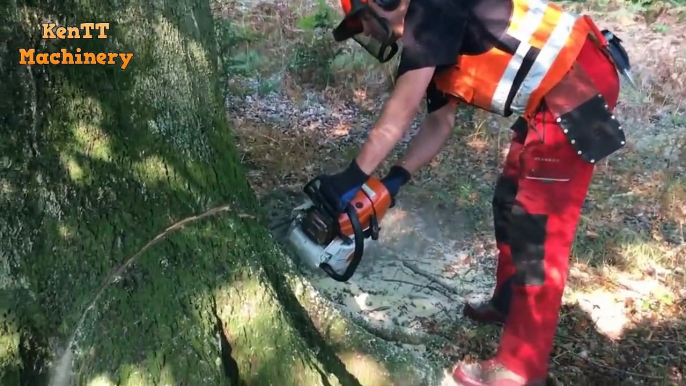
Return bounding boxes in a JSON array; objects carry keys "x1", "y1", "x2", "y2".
[
  {"x1": 381, "y1": 165, "x2": 411, "y2": 197},
  {"x1": 355, "y1": 66, "x2": 437, "y2": 175},
  {"x1": 307, "y1": 159, "x2": 370, "y2": 217},
  {"x1": 380, "y1": 165, "x2": 411, "y2": 208}
]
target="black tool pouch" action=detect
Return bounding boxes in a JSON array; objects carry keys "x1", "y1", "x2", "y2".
[{"x1": 543, "y1": 63, "x2": 626, "y2": 164}]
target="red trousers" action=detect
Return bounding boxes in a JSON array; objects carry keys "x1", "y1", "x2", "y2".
[{"x1": 491, "y1": 38, "x2": 620, "y2": 380}]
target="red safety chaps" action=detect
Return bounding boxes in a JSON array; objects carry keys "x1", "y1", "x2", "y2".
[{"x1": 490, "y1": 37, "x2": 620, "y2": 380}]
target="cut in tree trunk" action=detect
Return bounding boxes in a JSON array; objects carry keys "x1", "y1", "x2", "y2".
[{"x1": 0, "y1": 0, "x2": 444, "y2": 385}]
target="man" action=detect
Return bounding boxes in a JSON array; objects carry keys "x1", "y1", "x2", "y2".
[{"x1": 309, "y1": 0, "x2": 629, "y2": 384}]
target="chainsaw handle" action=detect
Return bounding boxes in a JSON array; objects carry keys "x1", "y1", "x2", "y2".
[
  {"x1": 320, "y1": 204, "x2": 364, "y2": 282},
  {"x1": 303, "y1": 176, "x2": 344, "y2": 221}
]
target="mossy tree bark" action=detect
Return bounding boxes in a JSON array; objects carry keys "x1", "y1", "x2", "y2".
[{"x1": 0, "y1": 0, "x2": 380, "y2": 385}]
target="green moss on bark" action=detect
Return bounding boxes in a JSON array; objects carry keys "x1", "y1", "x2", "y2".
[
  {"x1": 0, "y1": 0, "x2": 368, "y2": 385},
  {"x1": 0, "y1": 0, "x2": 448, "y2": 384}
]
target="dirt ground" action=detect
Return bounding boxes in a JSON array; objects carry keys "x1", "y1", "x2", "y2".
[
  {"x1": 303, "y1": 194, "x2": 494, "y2": 344},
  {"x1": 221, "y1": 0, "x2": 686, "y2": 383}
]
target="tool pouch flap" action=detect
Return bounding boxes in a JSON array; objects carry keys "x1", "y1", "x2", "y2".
[{"x1": 543, "y1": 63, "x2": 626, "y2": 164}]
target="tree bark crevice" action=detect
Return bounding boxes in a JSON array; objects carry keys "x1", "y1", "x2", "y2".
[{"x1": 211, "y1": 294, "x2": 241, "y2": 386}]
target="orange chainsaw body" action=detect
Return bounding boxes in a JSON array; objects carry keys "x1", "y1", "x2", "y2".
[
  {"x1": 288, "y1": 176, "x2": 394, "y2": 281},
  {"x1": 337, "y1": 177, "x2": 392, "y2": 237}
]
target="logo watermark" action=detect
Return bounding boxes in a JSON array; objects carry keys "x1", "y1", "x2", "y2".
[{"x1": 19, "y1": 23, "x2": 133, "y2": 69}]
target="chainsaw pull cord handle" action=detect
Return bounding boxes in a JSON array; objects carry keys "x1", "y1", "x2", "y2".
[{"x1": 320, "y1": 203, "x2": 365, "y2": 282}]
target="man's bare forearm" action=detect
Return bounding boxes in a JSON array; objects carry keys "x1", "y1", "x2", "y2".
[
  {"x1": 396, "y1": 103, "x2": 456, "y2": 173},
  {"x1": 354, "y1": 67, "x2": 438, "y2": 175},
  {"x1": 356, "y1": 99, "x2": 418, "y2": 174}
]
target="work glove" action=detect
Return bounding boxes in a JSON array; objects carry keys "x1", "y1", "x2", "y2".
[
  {"x1": 310, "y1": 159, "x2": 370, "y2": 217},
  {"x1": 381, "y1": 165, "x2": 411, "y2": 207}
]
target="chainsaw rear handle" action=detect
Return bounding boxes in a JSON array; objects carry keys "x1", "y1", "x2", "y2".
[
  {"x1": 303, "y1": 176, "x2": 343, "y2": 219},
  {"x1": 320, "y1": 204, "x2": 365, "y2": 282}
]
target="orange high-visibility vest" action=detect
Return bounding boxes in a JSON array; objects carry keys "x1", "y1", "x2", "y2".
[{"x1": 432, "y1": 0, "x2": 595, "y2": 117}]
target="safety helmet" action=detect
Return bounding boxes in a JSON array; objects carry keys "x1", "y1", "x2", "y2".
[{"x1": 332, "y1": 0, "x2": 400, "y2": 63}]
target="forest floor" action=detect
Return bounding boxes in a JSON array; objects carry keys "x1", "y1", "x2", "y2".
[{"x1": 218, "y1": 0, "x2": 686, "y2": 384}]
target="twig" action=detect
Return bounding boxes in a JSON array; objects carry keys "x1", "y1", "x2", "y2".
[
  {"x1": 362, "y1": 305, "x2": 391, "y2": 313},
  {"x1": 66, "y1": 204, "x2": 249, "y2": 351},
  {"x1": 400, "y1": 266, "x2": 458, "y2": 301},
  {"x1": 401, "y1": 261, "x2": 462, "y2": 296},
  {"x1": 642, "y1": 338, "x2": 685, "y2": 345},
  {"x1": 435, "y1": 302, "x2": 454, "y2": 321},
  {"x1": 566, "y1": 350, "x2": 666, "y2": 381},
  {"x1": 334, "y1": 304, "x2": 449, "y2": 346},
  {"x1": 380, "y1": 278, "x2": 452, "y2": 299},
  {"x1": 381, "y1": 278, "x2": 432, "y2": 290}
]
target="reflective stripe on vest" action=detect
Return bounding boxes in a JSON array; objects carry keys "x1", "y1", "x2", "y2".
[{"x1": 493, "y1": 0, "x2": 579, "y2": 115}]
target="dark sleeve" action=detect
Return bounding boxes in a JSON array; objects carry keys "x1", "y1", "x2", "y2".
[
  {"x1": 425, "y1": 79, "x2": 451, "y2": 114},
  {"x1": 396, "y1": 0, "x2": 467, "y2": 113},
  {"x1": 395, "y1": 0, "x2": 468, "y2": 78}
]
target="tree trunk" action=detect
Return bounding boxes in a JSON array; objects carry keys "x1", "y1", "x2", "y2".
[{"x1": 0, "y1": 0, "x2": 444, "y2": 385}]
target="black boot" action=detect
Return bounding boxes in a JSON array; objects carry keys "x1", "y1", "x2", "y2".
[{"x1": 462, "y1": 281, "x2": 513, "y2": 325}]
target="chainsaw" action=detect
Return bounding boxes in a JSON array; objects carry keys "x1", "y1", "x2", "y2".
[{"x1": 285, "y1": 176, "x2": 393, "y2": 282}]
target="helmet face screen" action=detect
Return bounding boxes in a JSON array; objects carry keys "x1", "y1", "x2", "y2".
[
  {"x1": 352, "y1": 32, "x2": 398, "y2": 63},
  {"x1": 356, "y1": 10, "x2": 400, "y2": 63}
]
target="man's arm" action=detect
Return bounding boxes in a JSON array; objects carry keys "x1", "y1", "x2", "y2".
[
  {"x1": 311, "y1": 0, "x2": 466, "y2": 211},
  {"x1": 354, "y1": 66, "x2": 436, "y2": 175},
  {"x1": 395, "y1": 102, "x2": 456, "y2": 174}
]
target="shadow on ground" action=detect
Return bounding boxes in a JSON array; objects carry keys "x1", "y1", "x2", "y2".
[{"x1": 269, "y1": 183, "x2": 685, "y2": 385}]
